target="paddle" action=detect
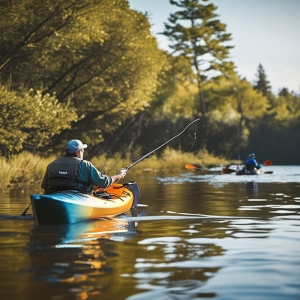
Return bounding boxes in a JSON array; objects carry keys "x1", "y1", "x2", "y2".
[
  {"x1": 185, "y1": 163, "x2": 202, "y2": 170},
  {"x1": 222, "y1": 167, "x2": 235, "y2": 174},
  {"x1": 262, "y1": 160, "x2": 273, "y2": 173},
  {"x1": 263, "y1": 160, "x2": 272, "y2": 166}
]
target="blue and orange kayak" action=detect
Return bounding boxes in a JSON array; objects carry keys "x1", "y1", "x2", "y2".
[{"x1": 30, "y1": 182, "x2": 140, "y2": 225}]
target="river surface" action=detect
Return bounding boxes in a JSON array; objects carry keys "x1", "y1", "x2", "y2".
[{"x1": 0, "y1": 165, "x2": 300, "y2": 299}]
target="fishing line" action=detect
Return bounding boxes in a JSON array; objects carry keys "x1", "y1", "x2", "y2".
[
  {"x1": 187, "y1": 119, "x2": 198, "y2": 152},
  {"x1": 125, "y1": 118, "x2": 201, "y2": 170}
]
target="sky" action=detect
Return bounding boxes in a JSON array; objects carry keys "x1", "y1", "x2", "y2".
[{"x1": 128, "y1": 0, "x2": 300, "y2": 95}]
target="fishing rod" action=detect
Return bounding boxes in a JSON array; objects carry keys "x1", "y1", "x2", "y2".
[{"x1": 125, "y1": 118, "x2": 200, "y2": 171}]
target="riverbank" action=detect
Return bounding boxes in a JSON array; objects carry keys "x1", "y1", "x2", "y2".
[{"x1": 0, "y1": 148, "x2": 237, "y2": 189}]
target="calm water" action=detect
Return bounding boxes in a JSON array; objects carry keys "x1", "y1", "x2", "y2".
[{"x1": 0, "y1": 165, "x2": 300, "y2": 299}]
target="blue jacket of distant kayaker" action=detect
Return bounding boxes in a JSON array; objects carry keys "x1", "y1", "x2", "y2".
[
  {"x1": 245, "y1": 157, "x2": 261, "y2": 170},
  {"x1": 41, "y1": 156, "x2": 113, "y2": 194}
]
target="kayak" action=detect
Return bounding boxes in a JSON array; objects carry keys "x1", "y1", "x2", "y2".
[
  {"x1": 235, "y1": 167, "x2": 262, "y2": 175},
  {"x1": 30, "y1": 182, "x2": 140, "y2": 225}
]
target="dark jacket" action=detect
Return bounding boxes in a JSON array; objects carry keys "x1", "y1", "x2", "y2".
[{"x1": 41, "y1": 156, "x2": 113, "y2": 194}]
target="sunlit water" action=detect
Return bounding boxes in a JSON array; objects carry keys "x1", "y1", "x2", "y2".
[{"x1": 0, "y1": 166, "x2": 300, "y2": 299}]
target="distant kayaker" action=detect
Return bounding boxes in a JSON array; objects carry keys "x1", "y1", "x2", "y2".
[
  {"x1": 41, "y1": 139, "x2": 127, "y2": 194},
  {"x1": 245, "y1": 153, "x2": 262, "y2": 170}
]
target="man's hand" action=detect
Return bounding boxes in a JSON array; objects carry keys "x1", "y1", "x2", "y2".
[
  {"x1": 111, "y1": 168, "x2": 127, "y2": 183},
  {"x1": 116, "y1": 168, "x2": 127, "y2": 179}
]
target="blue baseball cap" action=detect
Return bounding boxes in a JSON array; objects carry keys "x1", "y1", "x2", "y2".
[{"x1": 66, "y1": 139, "x2": 87, "y2": 153}]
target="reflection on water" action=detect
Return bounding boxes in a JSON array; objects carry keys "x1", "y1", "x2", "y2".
[
  {"x1": 1, "y1": 168, "x2": 300, "y2": 299},
  {"x1": 244, "y1": 181, "x2": 259, "y2": 197},
  {"x1": 25, "y1": 218, "x2": 135, "y2": 299}
]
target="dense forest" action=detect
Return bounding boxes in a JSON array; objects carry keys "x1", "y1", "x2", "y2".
[{"x1": 1, "y1": 0, "x2": 300, "y2": 164}]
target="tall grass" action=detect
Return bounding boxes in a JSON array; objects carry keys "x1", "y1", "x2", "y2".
[
  {"x1": 90, "y1": 147, "x2": 235, "y2": 173},
  {"x1": 0, "y1": 152, "x2": 54, "y2": 189},
  {"x1": 0, "y1": 149, "x2": 235, "y2": 189}
]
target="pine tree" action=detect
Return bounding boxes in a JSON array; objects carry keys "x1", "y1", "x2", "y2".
[
  {"x1": 162, "y1": 0, "x2": 234, "y2": 148},
  {"x1": 253, "y1": 63, "x2": 272, "y2": 97}
]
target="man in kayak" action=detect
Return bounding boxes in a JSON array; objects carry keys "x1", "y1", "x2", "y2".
[
  {"x1": 41, "y1": 139, "x2": 127, "y2": 194},
  {"x1": 245, "y1": 153, "x2": 262, "y2": 171}
]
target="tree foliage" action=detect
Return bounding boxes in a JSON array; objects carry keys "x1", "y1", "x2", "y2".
[
  {"x1": 162, "y1": 0, "x2": 234, "y2": 148},
  {"x1": 163, "y1": 0, "x2": 234, "y2": 80},
  {"x1": 272, "y1": 88, "x2": 300, "y2": 124},
  {"x1": 0, "y1": 0, "x2": 166, "y2": 156},
  {"x1": 151, "y1": 54, "x2": 198, "y2": 121},
  {"x1": 0, "y1": 87, "x2": 76, "y2": 156},
  {"x1": 199, "y1": 74, "x2": 269, "y2": 157},
  {"x1": 253, "y1": 63, "x2": 272, "y2": 97}
]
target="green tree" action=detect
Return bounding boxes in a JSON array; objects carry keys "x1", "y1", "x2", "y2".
[
  {"x1": 247, "y1": 87, "x2": 300, "y2": 164},
  {"x1": 139, "y1": 54, "x2": 199, "y2": 152},
  {"x1": 253, "y1": 63, "x2": 275, "y2": 107},
  {"x1": 152, "y1": 54, "x2": 198, "y2": 121},
  {"x1": 203, "y1": 74, "x2": 269, "y2": 158},
  {"x1": 99, "y1": 53, "x2": 199, "y2": 156},
  {"x1": 162, "y1": 0, "x2": 234, "y2": 148},
  {"x1": 273, "y1": 88, "x2": 300, "y2": 124},
  {"x1": 253, "y1": 63, "x2": 272, "y2": 96},
  {"x1": 0, "y1": 87, "x2": 77, "y2": 156},
  {"x1": 0, "y1": 0, "x2": 89, "y2": 72},
  {"x1": 0, "y1": 0, "x2": 165, "y2": 157}
]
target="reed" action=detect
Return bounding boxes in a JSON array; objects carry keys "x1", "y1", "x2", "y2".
[
  {"x1": 0, "y1": 152, "x2": 54, "y2": 189},
  {"x1": 91, "y1": 147, "x2": 233, "y2": 173},
  {"x1": 0, "y1": 149, "x2": 233, "y2": 188}
]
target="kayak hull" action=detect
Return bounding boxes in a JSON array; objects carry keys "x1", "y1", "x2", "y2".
[
  {"x1": 236, "y1": 168, "x2": 262, "y2": 175},
  {"x1": 30, "y1": 183, "x2": 139, "y2": 225}
]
